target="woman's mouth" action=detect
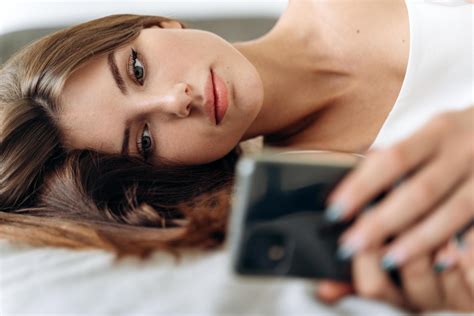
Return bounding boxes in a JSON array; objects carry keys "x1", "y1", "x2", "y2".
[
  {"x1": 204, "y1": 71, "x2": 216, "y2": 125},
  {"x1": 211, "y1": 69, "x2": 228, "y2": 125},
  {"x1": 204, "y1": 68, "x2": 229, "y2": 125}
]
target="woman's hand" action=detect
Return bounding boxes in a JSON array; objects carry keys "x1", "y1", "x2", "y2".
[
  {"x1": 316, "y1": 229, "x2": 474, "y2": 311},
  {"x1": 324, "y1": 106, "x2": 474, "y2": 269}
]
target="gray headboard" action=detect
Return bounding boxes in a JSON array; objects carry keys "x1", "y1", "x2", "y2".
[{"x1": 0, "y1": 17, "x2": 277, "y2": 65}]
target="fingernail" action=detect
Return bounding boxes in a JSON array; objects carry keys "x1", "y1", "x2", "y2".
[
  {"x1": 454, "y1": 235, "x2": 466, "y2": 251},
  {"x1": 433, "y1": 260, "x2": 453, "y2": 273},
  {"x1": 336, "y1": 244, "x2": 356, "y2": 261},
  {"x1": 381, "y1": 253, "x2": 400, "y2": 271},
  {"x1": 324, "y1": 202, "x2": 346, "y2": 223},
  {"x1": 336, "y1": 237, "x2": 364, "y2": 261}
]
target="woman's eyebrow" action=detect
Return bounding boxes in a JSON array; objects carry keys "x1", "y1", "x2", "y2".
[{"x1": 107, "y1": 51, "x2": 128, "y2": 95}]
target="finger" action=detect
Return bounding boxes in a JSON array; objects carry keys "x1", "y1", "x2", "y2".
[
  {"x1": 433, "y1": 239, "x2": 459, "y2": 273},
  {"x1": 352, "y1": 249, "x2": 406, "y2": 308},
  {"x1": 440, "y1": 259, "x2": 474, "y2": 310},
  {"x1": 455, "y1": 226, "x2": 474, "y2": 265},
  {"x1": 399, "y1": 255, "x2": 443, "y2": 311},
  {"x1": 315, "y1": 280, "x2": 354, "y2": 304},
  {"x1": 455, "y1": 227, "x2": 474, "y2": 301},
  {"x1": 381, "y1": 177, "x2": 474, "y2": 268},
  {"x1": 339, "y1": 151, "x2": 469, "y2": 252},
  {"x1": 325, "y1": 121, "x2": 442, "y2": 221}
]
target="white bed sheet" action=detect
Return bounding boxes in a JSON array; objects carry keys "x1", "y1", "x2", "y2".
[{"x1": 0, "y1": 239, "x2": 409, "y2": 315}]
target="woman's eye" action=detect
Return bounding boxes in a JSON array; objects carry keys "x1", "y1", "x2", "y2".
[
  {"x1": 128, "y1": 48, "x2": 145, "y2": 86},
  {"x1": 137, "y1": 124, "x2": 153, "y2": 161}
]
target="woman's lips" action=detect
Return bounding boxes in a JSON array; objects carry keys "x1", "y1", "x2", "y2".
[
  {"x1": 204, "y1": 71, "x2": 216, "y2": 125},
  {"x1": 211, "y1": 70, "x2": 228, "y2": 125},
  {"x1": 204, "y1": 68, "x2": 228, "y2": 126}
]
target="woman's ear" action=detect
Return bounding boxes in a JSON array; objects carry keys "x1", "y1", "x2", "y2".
[{"x1": 159, "y1": 20, "x2": 183, "y2": 29}]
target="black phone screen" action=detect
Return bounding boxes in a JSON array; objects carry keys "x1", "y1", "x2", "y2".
[{"x1": 230, "y1": 154, "x2": 356, "y2": 281}]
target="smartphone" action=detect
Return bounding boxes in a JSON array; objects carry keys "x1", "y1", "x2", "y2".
[{"x1": 228, "y1": 150, "x2": 364, "y2": 281}]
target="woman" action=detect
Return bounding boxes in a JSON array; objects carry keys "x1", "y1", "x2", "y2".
[{"x1": 0, "y1": 0, "x2": 472, "y2": 311}]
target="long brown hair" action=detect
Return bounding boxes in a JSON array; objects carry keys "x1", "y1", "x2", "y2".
[{"x1": 0, "y1": 14, "x2": 241, "y2": 259}]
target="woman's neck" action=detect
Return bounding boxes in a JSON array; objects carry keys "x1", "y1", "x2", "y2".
[{"x1": 233, "y1": 16, "x2": 354, "y2": 142}]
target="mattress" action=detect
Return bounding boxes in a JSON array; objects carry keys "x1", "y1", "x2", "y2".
[{"x1": 0, "y1": 239, "x2": 408, "y2": 315}]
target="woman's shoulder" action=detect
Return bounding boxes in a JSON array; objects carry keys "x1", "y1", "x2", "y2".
[{"x1": 275, "y1": 0, "x2": 408, "y2": 67}]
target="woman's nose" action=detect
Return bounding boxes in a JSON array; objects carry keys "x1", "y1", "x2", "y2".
[{"x1": 162, "y1": 82, "x2": 192, "y2": 118}]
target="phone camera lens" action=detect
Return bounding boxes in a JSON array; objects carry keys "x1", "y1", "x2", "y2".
[
  {"x1": 241, "y1": 229, "x2": 292, "y2": 274},
  {"x1": 267, "y1": 245, "x2": 286, "y2": 261}
]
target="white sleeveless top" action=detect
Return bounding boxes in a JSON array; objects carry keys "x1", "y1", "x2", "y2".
[{"x1": 371, "y1": 0, "x2": 473, "y2": 149}]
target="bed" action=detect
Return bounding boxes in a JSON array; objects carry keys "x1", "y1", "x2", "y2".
[
  {"x1": 0, "y1": 1, "x2": 453, "y2": 315},
  {"x1": 0, "y1": 239, "x2": 410, "y2": 315}
]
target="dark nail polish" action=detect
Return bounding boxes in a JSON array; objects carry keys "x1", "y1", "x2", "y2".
[
  {"x1": 433, "y1": 261, "x2": 449, "y2": 273},
  {"x1": 454, "y1": 235, "x2": 466, "y2": 251},
  {"x1": 324, "y1": 202, "x2": 345, "y2": 223},
  {"x1": 381, "y1": 255, "x2": 398, "y2": 271},
  {"x1": 336, "y1": 244, "x2": 356, "y2": 261}
]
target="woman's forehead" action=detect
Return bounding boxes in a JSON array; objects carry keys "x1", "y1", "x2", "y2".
[{"x1": 59, "y1": 53, "x2": 125, "y2": 154}]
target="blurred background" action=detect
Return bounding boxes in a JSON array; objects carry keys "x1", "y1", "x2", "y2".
[{"x1": 0, "y1": 0, "x2": 288, "y2": 64}]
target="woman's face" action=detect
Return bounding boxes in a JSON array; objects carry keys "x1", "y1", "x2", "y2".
[{"x1": 59, "y1": 22, "x2": 263, "y2": 165}]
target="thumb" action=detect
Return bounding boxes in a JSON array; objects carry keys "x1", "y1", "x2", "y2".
[{"x1": 315, "y1": 280, "x2": 354, "y2": 304}]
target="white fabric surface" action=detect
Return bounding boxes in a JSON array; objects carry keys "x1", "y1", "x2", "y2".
[
  {"x1": 1, "y1": 1, "x2": 472, "y2": 315},
  {"x1": 0, "y1": 240, "x2": 406, "y2": 315}
]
